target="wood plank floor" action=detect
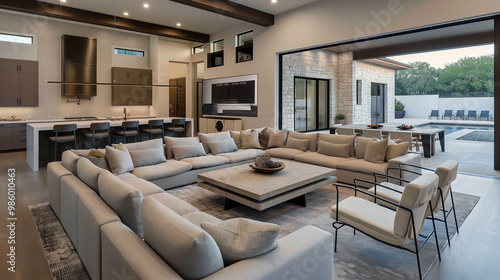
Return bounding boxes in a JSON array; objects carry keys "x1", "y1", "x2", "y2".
[{"x1": 0, "y1": 150, "x2": 499, "y2": 279}]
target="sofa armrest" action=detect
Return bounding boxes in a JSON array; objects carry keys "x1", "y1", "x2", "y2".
[
  {"x1": 202, "y1": 225, "x2": 334, "y2": 280},
  {"x1": 47, "y1": 162, "x2": 72, "y2": 219},
  {"x1": 387, "y1": 153, "x2": 421, "y2": 184}
]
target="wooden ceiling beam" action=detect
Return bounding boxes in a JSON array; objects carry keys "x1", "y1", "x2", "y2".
[
  {"x1": 0, "y1": 0, "x2": 209, "y2": 42},
  {"x1": 169, "y1": 0, "x2": 274, "y2": 27}
]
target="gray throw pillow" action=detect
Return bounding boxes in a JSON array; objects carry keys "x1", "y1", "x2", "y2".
[
  {"x1": 76, "y1": 157, "x2": 105, "y2": 192},
  {"x1": 198, "y1": 132, "x2": 231, "y2": 154},
  {"x1": 364, "y1": 138, "x2": 389, "y2": 164},
  {"x1": 172, "y1": 143, "x2": 206, "y2": 160},
  {"x1": 289, "y1": 131, "x2": 318, "y2": 152},
  {"x1": 129, "y1": 147, "x2": 167, "y2": 167},
  {"x1": 105, "y1": 143, "x2": 134, "y2": 175},
  {"x1": 164, "y1": 136, "x2": 200, "y2": 159},
  {"x1": 201, "y1": 218, "x2": 280, "y2": 265},
  {"x1": 82, "y1": 155, "x2": 109, "y2": 170},
  {"x1": 61, "y1": 150, "x2": 80, "y2": 175},
  {"x1": 241, "y1": 130, "x2": 262, "y2": 149},
  {"x1": 317, "y1": 140, "x2": 351, "y2": 158},
  {"x1": 286, "y1": 136, "x2": 309, "y2": 152},
  {"x1": 208, "y1": 138, "x2": 238, "y2": 155}
]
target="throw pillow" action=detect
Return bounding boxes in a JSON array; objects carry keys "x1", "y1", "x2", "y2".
[
  {"x1": 88, "y1": 148, "x2": 106, "y2": 158},
  {"x1": 230, "y1": 129, "x2": 251, "y2": 149},
  {"x1": 172, "y1": 143, "x2": 206, "y2": 160},
  {"x1": 286, "y1": 136, "x2": 309, "y2": 152},
  {"x1": 355, "y1": 137, "x2": 372, "y2": 159},
  {"x1": 81, "y1": 154, "x2": 109, "y2": 170},
  {"x1": 201, "y1": 218, "x2": 280, "y2": 265},
  {"x1": 317, "y1": 140, "x2": 351, "y2": 158},
  {"x1": 208, "y1": 138, "x2": 238, "y2": 155},
  {"x1": 61, "y1": 150, "x2": 80, "y2": 175},
  {"x1": 129, "y1": 147, "x2": 167, "y2": 168},
  {"x1": 198, "y1": 132, "x2": 232, "y2": 154},
  {"x1": 288, "y1": 131, "x2": 318, "y2": 152},
  {"x1": 319, "y1": 134, "x2": 356, "y2": 157},
  {"x1": 364, "y1": 138, "x2": 389, "y2": 164},
  {"x1": 258, "y1": 127, "x2": 270, "y2": 148},
  {"x1": 105, "y1": 143, "x2": 134, "y2": 175},
  {"x1": 386, "y1": 141, "x2": 410, "y2": 161},
  {"x1": 164, "y1": 136, "x2": 200, "y2": 159},
  {"x1": 76, "y1": 157, "x2": 105, "y2": 192},
  {"x1": 241, "y1": 130, "x2": 262, "y2": 149},
  {"x1": 267, "y1": 129, "x2": 288, "y2": 148}
]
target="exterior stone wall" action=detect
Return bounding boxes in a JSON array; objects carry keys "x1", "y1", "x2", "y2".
[{"x1": 337, "y1": 52, "x2": 356, "y2": 124}]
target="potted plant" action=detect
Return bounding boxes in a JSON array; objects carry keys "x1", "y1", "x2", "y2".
[
  {"x1": 335, "y1": 113, "x2": 346, "y2": 125},
  {"x1": 395, "y1": 99, "x2": 406, "y2": 119}
]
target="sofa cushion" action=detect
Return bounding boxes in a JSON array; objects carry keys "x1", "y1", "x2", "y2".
[
  {"x1": 241, "y1": 130, "x2": 262, "y2": 149},
  {"x1": 319, "y1": 134, "x2": 356, "y2": 157},
  {"x1": 149, "y1": 193, "x2": 199, "y2": 216},
  {"x1": 122, "y1": 138, "x2": 163, "y2": 152},
  {"x1": 88, "y1": 148, "x2": 106, "y2": 158},
  {"x1": 386, "y1": 141, "x2": 410, "y2": 161},
  {"x1": 116, "y1": 172, "x2": 137, "y2": 180},
  {"x1": 105, "y1": 144, "x2": 134, "y2": 175},
  {"x1": 121, "y1": 177, "x2": 164, "y2": 196},
  {"x1": 172, "y1": 143, "x2": 206, "y2": 160},
  {"x1": 337, "y1": 159, "x2": 388, "y2": 174},
  {"x1": 229, "y1": 130, "x2": 251, "y2": 149},
  {"x1": 218, "y1": 149, "x2": 266, "y2": 163},
  {"x1": 98, "y1": 171, "x2": 144, "y2": 237},
  {"x1": 258, "y1": 127, "x2": 270, "y2": 148},
  {"x1": 180, "y1": 155, "x2": 230, "y2": 169},
  {"x1": 76, "y1": 157, "x2": 105, "y2": 193},
  {"x1": 62, "y1": 150, "x2": 80, "y2": 175},
  {"x1": 289, "y1": 131, "x2": 318, "y2": 152},
  {"x1": 182, "y1": 211, "x2": 222, "y2": 227},
  {"x1": 286, "y1": 136, "x2": 309, "y2": 152},
  {"x1": 317, "y1": 140, "x2": 350, "y2": 158},
  {"x1": 208, "y1": 138, "x2": 238, "y2": 155},
  {"x1": 141, "y1": 197, "x2": 224, "y2": 280},
  {"x1": 164, "y1": 136, "x2": 200, "y2": 160},
  {"x1": 294, "y1": 152, "x2": 353, "y2": 169},
  {"x1": 81, "y1": 154, "x2": 109, "y2": 170},
  {"x1": 265, "y1": 148, "x2": 305, "y2": 159},
  {"x1": 267, "y1": 129, "x2": 288, "y2": 148},
  {"x1": 355, "y1": 137, "x2": 372, "y2": 159},
  {"x1": 132, "y1": 161, "x2": 193, "y2": 181},
  {"x1": 364, "y1": 138, "x2": 389, "y2": 164},
  {"x1": 199, "y1": 132, "x2": 231, "y2": 154},
  {"x1": 201, "y1": 218, "x2": 280, "y2": 266}
]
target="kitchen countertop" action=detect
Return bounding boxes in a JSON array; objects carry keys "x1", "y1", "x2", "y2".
[
  {"x1": 27, "y1": 117, "x2": 191, "y2": 130},
  {"x1": 0, "y1": 115, "x2": 157, "y2": 125}
]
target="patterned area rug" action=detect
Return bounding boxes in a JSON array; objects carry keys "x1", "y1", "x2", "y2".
[
  {"x1": 29, "y1": 203, "x2": 90, "y2": 280},
  {"x1": 457, "y1": 131, "x2": 494, "y2": 142}
]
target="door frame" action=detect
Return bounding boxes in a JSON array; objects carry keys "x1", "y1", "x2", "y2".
[
  {"x1": 371, "y1": 82, "x2": 386, "y2": 124},
  {"x1": 293, "y1": 76, "x2": 330, "y2": 132}
]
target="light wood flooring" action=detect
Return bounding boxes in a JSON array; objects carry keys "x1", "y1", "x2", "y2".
[{"x1": 0, "y1": 150, "x2": 499, "y2": 279}]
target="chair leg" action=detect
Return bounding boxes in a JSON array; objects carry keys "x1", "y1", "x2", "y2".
[
  {"x1": 440, "y1": 195, "x2": 451, "y2": 245},
  {"x1": 429, "y1": 203, "x2": 442, "y2": 261},
  {"x1": 414, "y1": 236, "x2": 422, "y2": 280},
  {"x1": 449, "y1": 189, "x2": 459, "y2": 233}
]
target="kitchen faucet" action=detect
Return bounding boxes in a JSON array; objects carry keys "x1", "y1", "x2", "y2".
[{"x1": 123, "y1": 108, "x2": 127, "y2": 120}]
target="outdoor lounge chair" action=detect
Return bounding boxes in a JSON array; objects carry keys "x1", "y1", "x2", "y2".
[
  {"x1": 442, "y1": 110, "x2": 453, "y2": 120},
  {"x1": 429, "y1": 110, "x2": 439, "y2": 119},
  {"x1": 455, "y1": 110, "x2": 465, "y2": 120},
  {"x1": 466, "y1": 110, "x2": 477, "y2": 120},
  {"x1": 479, "y1": 110, "x2": 491, "y2": 121}
]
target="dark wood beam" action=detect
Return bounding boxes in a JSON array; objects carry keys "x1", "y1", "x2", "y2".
[
  {"x1": 353, "y1": 31, "x2": 494, "y2": 60},
  {"x1": 495, "y1": 16, "x2": 500, "y2": 170},
  {"x1": 169, "y1": 0, "x2": 274, "y2": 27},
  {"x1": 0, "y1": 0, "x2": 209, "y2": 42}
]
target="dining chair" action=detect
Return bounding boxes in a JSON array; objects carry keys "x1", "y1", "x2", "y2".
[
  {"x1": 84, "y1": 122, "x2": 110, "y2": 148},
  {"x1": 390, "y1": 131, "x2": 419, "y2": 151},
  {"x1": 362, "y1": 129, "x2": 382, "y2": 139},
  {"x1": 141, "y1": 119, "x2": 165, "y2": 140},
  {"x1": 337, "y1": 127, "x2": 356, "y2": 136},
  {"x1": 49, "y1": 124, "x2": 77, "y2": 162},
  {"x1": 115, "y1": 121, "x2": 139, "y2": 143},
  {"x1": 165, "y1": 118, "x2": 186, "y2": 137}
]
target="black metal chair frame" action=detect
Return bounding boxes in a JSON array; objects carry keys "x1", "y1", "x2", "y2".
[
  {"x1": 429, "y1": 110, "x2": 439, "y2": 119},
  {"x1": 466, "y1": 110, "x2": 477, "y2": 121},
  {"x1": 332, "y1": 183, "x2": 441, "y2": 280},
  {"x1": 442, "y1": 110, "x2": 453, "y2": 120},
  {"x1": 455, "y1": 110, "x2": 465, "y2": 120},
  {"x1": 86, "y1": 122, "x2": 111, "y2": 148},
  {"x1": 143, "y1": 119, "x2": 165, "y2": 140},
  {"x1": 49, "y1": 124, "x2": 77, "y2": 162},
  {"x1": 117, "y1": 121, "x2": 140, "y2": 144},
  {"x1": 165, "y1": 118, "x2": 186, "y2": 137}
]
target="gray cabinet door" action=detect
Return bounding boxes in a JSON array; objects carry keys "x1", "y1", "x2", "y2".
[
  {"x1": 19, "y1": 60, "x2": 38, "y2": 74},
  {"x1": 111, "y1": 67, "x2": 152, "y2": 106},
  {"x1": 0, "y1": 59, "x2": 19, "y2": 72},
  {"x1": 0, "y1": 72, "x2": 20, "y2": 106},
  {"x1": 19, "y1": 73, "x2": 38, "y2": 106}
]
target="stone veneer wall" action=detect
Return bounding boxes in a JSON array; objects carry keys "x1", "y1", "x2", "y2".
[
  {"x1": 337, "y1": 52, "x2": 356, "y2": 124},
  {"x1": 281, "y1": 50, "x2": 338, "y2": 131},
  {"x1": 355, "y1": 62, "x2": 395, "y2": 123}
]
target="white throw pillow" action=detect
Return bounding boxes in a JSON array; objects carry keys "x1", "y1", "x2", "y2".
[
  {"x1": 241, "y1": 130, "x2": 261, "y2": 149},
  {"x1": 201, "y1": 218, "x2": 280, "y2": 265},
  {"x1": 286, "y1": 136, "x2": 309, "y2": 152},
  {"x1": 208, "y1": 138, "x2": 238, "y2": 155},
  {"x1": 172, "y1": 143, "x2": 206, "y2": 160},
  {"x1": 105, "y1": 143, "x2": 134, "y2": 175},
  {"x1": 164, "y1": 136, "x2": 200, "y2": 159}
]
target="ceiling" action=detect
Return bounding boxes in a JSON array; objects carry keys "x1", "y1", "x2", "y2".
[{"x1": 37, "y1": 0, "x2": 319, "y2": 35}]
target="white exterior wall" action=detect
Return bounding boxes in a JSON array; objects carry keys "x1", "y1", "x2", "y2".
[{"x1": 397, "y1": 95, "x2": 494, "y2": 118}]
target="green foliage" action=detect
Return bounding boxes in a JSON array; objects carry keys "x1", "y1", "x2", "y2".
[
  {"x1": 335, "y1": 114, "x2": 346, "y2": 120},
  {"x1": 395, "y1": 99, "x2": 405, "y2": 111},
  {"x1": 395, "y1": 61, "x2": 437, "y2": 95}
]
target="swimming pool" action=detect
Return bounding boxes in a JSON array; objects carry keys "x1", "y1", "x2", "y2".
[{"x1": 418, "y1": 124, "x2": 494, "y2": 135}]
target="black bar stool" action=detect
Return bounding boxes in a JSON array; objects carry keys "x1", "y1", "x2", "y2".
[
  {"x1": 84, "y1": 122, "x2": 111, "y2": 148},
  {"x1": 165, "y1": 118, "x2": 186, "y2": 137},
  {"x1": 49, "y1": 124, "x2": 77, "y2": 162},
  {"x1": 141, "y1": 119, "x2": 165, "y2": 140},
  {"x1": 115, "y1": 121, "x2": 139, "y2": 143}
]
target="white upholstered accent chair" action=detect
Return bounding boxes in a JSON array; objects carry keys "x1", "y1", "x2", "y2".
[
  {"x1": 337, "y1": 127, "x2": 356, "y2": 136},
  {"x1": 364, "y1": 160, "x2": 459, "y2": 245},
  {"x1": 362, "y1": 129, "x2": 382, "y2": 139},
  {"x1": 331, "y1": 173, "x2": 440, "y2": 280}
]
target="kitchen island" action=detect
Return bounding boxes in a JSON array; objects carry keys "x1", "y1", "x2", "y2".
[{"x1": 27, "y1": 117, "x2": 193, "y2": 171}]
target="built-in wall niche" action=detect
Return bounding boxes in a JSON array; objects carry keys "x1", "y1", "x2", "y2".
[
  {"x1": 207, "y1": 39, "x2": 224, "y2": 68},
  {"x1": 236, "y1": 30, "x2": 253, "y2": 63}
]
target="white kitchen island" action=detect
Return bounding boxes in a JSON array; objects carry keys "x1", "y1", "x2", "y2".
[{"x1": 27, "y1": 117, "x2": 193, "y2": 171}]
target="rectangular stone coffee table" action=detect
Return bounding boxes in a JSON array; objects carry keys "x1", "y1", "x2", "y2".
[{"x1": 197, "y1": 159, "x2": 336, "y2": 211}]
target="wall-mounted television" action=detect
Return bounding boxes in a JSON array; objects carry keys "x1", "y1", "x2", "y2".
[{"x1": 211, "y1": 80, "x2": 255, "y2": 104}]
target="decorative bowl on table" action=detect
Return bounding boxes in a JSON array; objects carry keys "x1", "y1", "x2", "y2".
[
  {"x1": 249, "y1": 162, "x2": 285, "y2": 173},
  {"x1": 367, "y1": 124, "x2": 383, "y2": 129},
  {"x1": 397, "y1": 124, "x2": 414, "y2": 130},
  {"x1": 250, "y1": 154, "x2": 285, "y2": 173}
]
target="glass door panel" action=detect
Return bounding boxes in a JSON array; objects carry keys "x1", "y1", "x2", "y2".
[
  {"x1": 318, "y1": 80, "x2": 328, "y2": 130},
  {"x1": 294, "y1": 78, "x2": 307, "y2": 132},
  {"x1": 306, "y1": 80, "x2": 317, "y2": 131}
]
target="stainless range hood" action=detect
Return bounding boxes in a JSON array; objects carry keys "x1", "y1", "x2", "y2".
[{"x1": 61, "y1": 35, "x2": 97, "y2": 97}]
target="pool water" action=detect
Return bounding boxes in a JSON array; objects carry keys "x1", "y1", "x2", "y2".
[{"x1": 419, "y1": 124, "x2": 494, "y2": 135}]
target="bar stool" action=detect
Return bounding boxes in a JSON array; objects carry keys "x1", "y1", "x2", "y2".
[
  {"x1": 141, "y1": 119, "x2": 165, "y2": 140},
  {"x1": 49, "y1": 124, "x2": 77, "y2": 162},
  {"x1": 115, "y1": 121, "x2": 139, "y2": 143},
  {"x1": 165, "y1": 118, "x2": 186, "y2": 137},
  {"x1": 84, "y1": 122, "x2": 111, "y2": 148}
]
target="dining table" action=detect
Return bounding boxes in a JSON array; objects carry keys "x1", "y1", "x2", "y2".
[{"x1": 329, "y1": 124, "x2": 445, "y2": 158}]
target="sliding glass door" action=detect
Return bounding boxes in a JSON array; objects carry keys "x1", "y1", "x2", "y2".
[{"x1": 294, "y1": 77, "x2": 329, "y2": 132}]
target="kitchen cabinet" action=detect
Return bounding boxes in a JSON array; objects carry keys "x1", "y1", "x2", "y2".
[
  {"x1": 0, "y1": 123, "x2": 26, "y2": 150},
  {"x1": 0, "y1": 58, "x2": 38, "y2": 107},
  {"x1": 111, "y1": 67, "x2": 152, "y2": 106},
  {"x1": 198, "y1": 118, "x2": 242, "y2": 133}
]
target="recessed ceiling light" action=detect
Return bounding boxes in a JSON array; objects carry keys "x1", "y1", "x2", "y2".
[
  {"x1": 271, "y1": 0, "x2": 277, "y2": 3},
  {"x1": 143, "y1": 3, "x2": 149, "y2": 8},
  {"x1": 176, "y1": 23, "x2": 181, "y2": 27},
  {"x1": 123, "y1": 12, "x2": 129, "y2": 16}
]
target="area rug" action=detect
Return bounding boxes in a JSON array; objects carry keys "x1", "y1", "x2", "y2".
[
  {"x1": 457, "y1": 131, "x2": 493, "y2": 142},
  {"x1": 167, "y1": 185, "x2": 479, "y2": 280},
  {"x1": 29, "y1": 203, "x2": 90, "y2": 280}
]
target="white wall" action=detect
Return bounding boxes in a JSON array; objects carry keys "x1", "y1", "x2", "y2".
[
  {"x1": 204, "y1": 0, "x2": 500, "y2": 129},
  {"x1": 397, "y1": 95, "x2": 494, "y2": 118},
  {"x1": 396, "y1": 95, "x2": 439, "y2": 118}
]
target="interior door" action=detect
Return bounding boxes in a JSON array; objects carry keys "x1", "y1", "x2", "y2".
[
  {"x1": 177, "y1": 77, "x2": 186, "y2": 117},
  {"x1": 169, "y1": 79, "x2": 178, "y2": 116},
  {"x1": 371, "y1": 83, "x2": 385, "y2": 124}
]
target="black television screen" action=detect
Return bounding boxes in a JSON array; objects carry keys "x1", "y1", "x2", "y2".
[{"x1": 211, "y1": 80, "x2": 255, "y2": 104}]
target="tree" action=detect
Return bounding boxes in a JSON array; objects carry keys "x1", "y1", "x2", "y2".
[{"x1": 395, "y1": 61, "x2": 437, "y2": 95}]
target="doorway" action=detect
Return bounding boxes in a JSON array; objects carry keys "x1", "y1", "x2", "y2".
[
  {"x1": 294, "y1": 77, "x2": 329, "y2": 132},
  {"x1": 168, "y1": 62, "x2": 187, "y2": 117},
  {"x1": 371, "y1": 83, "x2": 386, "y2": 124}
]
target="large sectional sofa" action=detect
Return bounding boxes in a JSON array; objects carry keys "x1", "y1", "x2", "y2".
[{"x1": 47, "y1": 128, "x2": 421, "y2": 280}]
